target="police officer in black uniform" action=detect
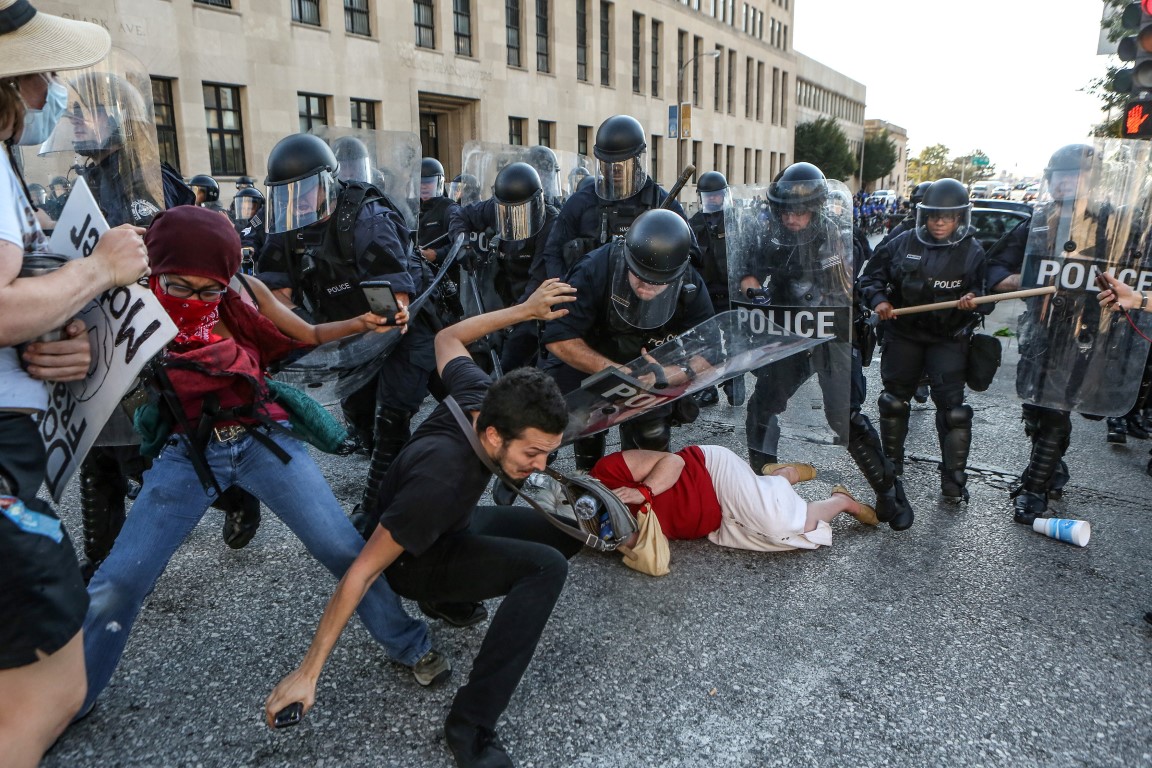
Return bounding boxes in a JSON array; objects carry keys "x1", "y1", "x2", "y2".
[
  {"x1": 235, "y1": 175, "x2": 256, "y2": 191},
  {"x1": 255, "y1": 134, "x2": 436, "y2": 522},
  {"x1": 189, "y1": 173, "x2": 230, "y2": 218},
  {"x1": 448, "y1": 162, "x2": 559, "y2": 372},
  {"x1": 540, "y1": 114, "x2": 694, "y2": 279},
  {"x1": 877, "y1": 180, "x2": 931, "y2": 250},
  {"x1": 232, "y1": 186, "x2": 265, "y2": 274},
  {"x1": 542, "y1": 209, "x2": 715, "y2": 469},
  {"x1": 986, "y1": 145, "x2": 1092, "y2": 523},
  {"x1": 417, "y1": 157, "x2": 457, "y2": 265},
  {"x1": 42, "y1": 175, "x2": 70, "y2": 219},
  {"x1": 448, "y1": 173, "x2": 481, "y2": 206},
  {"x1": 860, "y1": 177, "x2": 991, "y2": 504},
  {"x1": 524, "y1": 144, "x2": 564, "y2": 207}
]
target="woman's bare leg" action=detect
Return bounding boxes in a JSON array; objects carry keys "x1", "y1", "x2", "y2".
[
  {"x1": 0, "y1": 630, "x2": 86, "y2": 768},
  {"x1": 769, "y1": 466, "x2": 800, "y2": 486},
  {"x1": 803, "y1": 494, "x2": 859, "y2": 532}
]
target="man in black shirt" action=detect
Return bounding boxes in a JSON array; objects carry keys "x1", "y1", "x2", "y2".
[{"x1": 266, "y1": 278, "x2": 582, "y2": 768}]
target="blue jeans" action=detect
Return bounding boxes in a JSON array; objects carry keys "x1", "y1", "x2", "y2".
[{"x1": 81, "y1": 425, "x2": 430, "y2": 712}]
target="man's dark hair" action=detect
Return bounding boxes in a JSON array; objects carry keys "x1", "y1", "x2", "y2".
[{"x1": 477, "y1": 367, "x2": 568, "y2": 441}]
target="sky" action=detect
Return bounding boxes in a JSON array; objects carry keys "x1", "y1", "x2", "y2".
[{"x1": 792, "y1": 0, "x2": 1111, "y2": 179}]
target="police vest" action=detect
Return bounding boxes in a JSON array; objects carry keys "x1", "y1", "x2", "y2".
[
  {"x1": 893, "y1": 236, "x2": 981, "y2": 337},
  {"x1": 562, "y1": 183, "x2": 662, "y2": 270}
]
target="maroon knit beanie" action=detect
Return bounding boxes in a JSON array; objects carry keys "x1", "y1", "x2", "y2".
[{"x1": 145, "y1": 205, "x2": 241, "y2": 285}]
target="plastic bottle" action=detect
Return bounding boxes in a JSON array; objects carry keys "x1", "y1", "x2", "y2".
[{"x1": 573, "y1": 494, "x2": 598, "y2": 521}]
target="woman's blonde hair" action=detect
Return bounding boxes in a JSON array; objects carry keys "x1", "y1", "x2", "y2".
[{"x1": 0, "y1": 79, "x2": 25, "y2": 141}]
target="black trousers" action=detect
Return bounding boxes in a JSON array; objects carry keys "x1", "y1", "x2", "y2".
[
  {"x1": 879, "y1": 332, "x2": 967, "y2": 408},
  {"x1": 384, "y1": 505, "x2": 582, "y2": 730}
]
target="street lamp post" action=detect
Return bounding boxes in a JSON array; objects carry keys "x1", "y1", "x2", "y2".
[{"x1": 676, "y1": 50, "x2": 721, "y2": 177}]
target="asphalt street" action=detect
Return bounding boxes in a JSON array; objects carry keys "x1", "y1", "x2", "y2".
[{"x1": 41, "y1": 298, "x2": 1152, "y2": 768}]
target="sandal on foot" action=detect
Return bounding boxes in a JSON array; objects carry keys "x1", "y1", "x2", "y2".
[
  {"x1": 761, "y1": 462, "x2": 817, "y2": 482},
  {"x1": 831, "y1": 484, "x2": 878, "y2": 526}
]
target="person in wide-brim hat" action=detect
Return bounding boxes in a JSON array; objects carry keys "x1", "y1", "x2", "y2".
[{"x1": 0, "y1": 0, "x2": 110, "y2": 79}]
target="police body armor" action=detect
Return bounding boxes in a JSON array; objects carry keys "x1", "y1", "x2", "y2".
[
  {"x1": 889, "y1": 237, "x2": 981, "y2": 338},
  {"x1": 691, "y1": 211, "x2": 728, "y2": 307},
  {"x1": 562, "y1": 181, "x2": 662, "y2": 270}
]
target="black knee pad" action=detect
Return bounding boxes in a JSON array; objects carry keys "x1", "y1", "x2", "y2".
[
  {"x1": 848, "y1": 410, "x2": 875, "y2": 444},
  {"x1": 943, "y1": 404, "x2": 973, "y2": 430},
  {"x1": 1035, "y1": 408, "x2": 1072, "y2": 440},
  {"x1": 877, "y1": 392, "x2": 910, "y2": 418}
]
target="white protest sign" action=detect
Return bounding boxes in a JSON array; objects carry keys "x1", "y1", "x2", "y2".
[{"x1": 39, "y1": 177, "x2": 176, "y2": 500}]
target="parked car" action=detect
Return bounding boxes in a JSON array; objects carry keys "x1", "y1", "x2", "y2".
[
  {"x1": 990, "y1": 184, "x2": 1011, "y2": 199},
  {"x1": 1022, "y1": 183, "x2": 1040, "y2": 203},
  {"x1": 968, "y1": 199, "x2": 1032, "y2": 252},
  {"x1": 969, "y1": 181, "x2": 992, "y2": 199},
  {"x1": 867, "y1": 189, "x2": 896, "y2": 206}
]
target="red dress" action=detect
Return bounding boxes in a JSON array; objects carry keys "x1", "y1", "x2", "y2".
[{"x1": 590, "y1": 445, "x2": 722, "y2": 540}]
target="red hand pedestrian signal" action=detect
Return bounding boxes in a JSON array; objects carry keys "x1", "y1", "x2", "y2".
[{"x1": 1124, "y1": 102, "x2": 1152, "y2": 137}]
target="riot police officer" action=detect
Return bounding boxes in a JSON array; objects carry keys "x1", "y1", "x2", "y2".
[
  {"x1": 255, "y1": 133, "x2": 435, "y2": 520},
  {"x1": 189, "y1": 173, "x2": 229, "y2": 217},
  {"x1": 540, "y1": 114, "x2": 695, "y2": 280},
  {"x1": 332, "y1": 135, "x2": 373, "y2": 184},
  {"x1": 235, "y1": 175, "x2": 257, "y2": 191},
  {"x1": 986, "y1": 145, "x2": 1091, "y2": 523},
  {"x1": 448, "y1": 162, "x2": 558, "y2": 371},
  {"x1": 447, "y1": 173, "x2": 481, "y2": 206},
  {"x1": 860, "y1": 178, "x2": 991, "y2": 504},
  {"x1": 42, "y1": 175, "x2": 70, "y2": 219},
  {"x1": 232, "y1": 186, "x2": 265, "y2": 273},
  {"x1": 541, "y1": 209, "x2": 715, "y2": 469},
  {"x1": 417, "y1": 157, "x2": 457, "y2": 264},
  {"x1": 524, "y1": 144, "x2": 563, "y2": 206}
]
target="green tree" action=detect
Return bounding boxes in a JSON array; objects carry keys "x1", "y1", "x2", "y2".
[
  {"x1": 860, "y1": 131, "x2": 897, "y2": 189},
  {"x1": 944, "y1": 149, "x2": 995, "y2": 183},
  {"x1": 908, "y1": 143, "x2": 950, "y2": 184},
  {"x1": 1088, "y1": 1, "x2": 1130, "y2": 137},
  {"x1": 793, "y1": 117, "x2": 857, "y2": 181}
]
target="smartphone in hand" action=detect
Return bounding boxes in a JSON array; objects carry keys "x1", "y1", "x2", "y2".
[
  {"x1": 273, "y1": 702, "x2": 304, "y2": 729},
  {"x1": 359, "y1": 280, "x2": 400, "y2": 324}
]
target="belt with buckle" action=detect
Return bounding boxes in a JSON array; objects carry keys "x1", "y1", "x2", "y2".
[{"x1": 212, "y1": 424, "x2": 246, "y2": 443}]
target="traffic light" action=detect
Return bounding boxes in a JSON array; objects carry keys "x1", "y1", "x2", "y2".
[{"x1": 1119, "y1": 1, "x2": 1152, "y2": 137}]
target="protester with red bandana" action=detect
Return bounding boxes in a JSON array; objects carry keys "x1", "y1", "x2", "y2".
[{"x1": 78, "y1": 206, "x2": 448, "y2": 719}]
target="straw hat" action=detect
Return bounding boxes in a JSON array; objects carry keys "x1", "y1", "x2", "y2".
[{"x1": 0, "y1": 0, "x2": 111, "y2": 80}]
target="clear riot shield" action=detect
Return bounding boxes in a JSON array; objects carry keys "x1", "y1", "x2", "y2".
[
  {"x1": 562, "y1": 310, "x2": 826, "y2": 443},
  {"x1": 1016, "y1": 138, "x2": 1152, "y2": 415},
  {"x1": 461, "y1": 141, "x2": 526, "y2": 201},
  {"x1": 275, "y1": 235, "x2": 465, "y2": 397},
  {"x1": 311, "y1": 126, "x2": 422, "y2": 231},
  {"x1": 26, "y1": 48, "x2": 164, "y2": 228},
  {"x1": 554, "y1": 150, "x2": 594, "y2": 200},
  {"x1": 723, "y1": 180, "x2": 855, "y2": 454}
]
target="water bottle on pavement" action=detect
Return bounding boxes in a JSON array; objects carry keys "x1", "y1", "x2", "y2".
[{"x1": 573, "y1": 494, "x2": 598, "y2": 521}]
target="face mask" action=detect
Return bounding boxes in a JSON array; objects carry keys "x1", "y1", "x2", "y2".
[{"x1": 18, "y1": 77, "x2": 68, "y2": 147}]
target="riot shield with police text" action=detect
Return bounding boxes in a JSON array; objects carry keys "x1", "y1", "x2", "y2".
[
  {"x1": 562, "y1": 310, "x2": 826, "y2": 443},
  {"x1": 311, "y1": 126, "x2": 422, "y2": 231},
  {"x1": 26, "y1": 48, "x2": 165, "y2": 228},
  {"x1": 722, "y1": 180, "x2": 855, "y2": 454},
  {"x1": 1016, "y1": 138, "x2": 1152, "y2": 415}
]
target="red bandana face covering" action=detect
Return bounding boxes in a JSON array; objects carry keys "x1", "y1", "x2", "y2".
[{"x1": 151, "y1": 277, "x2": 221, "y2": 346}]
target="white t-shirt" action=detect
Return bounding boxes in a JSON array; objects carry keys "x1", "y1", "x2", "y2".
[{"x1": 0, "y1": 149, "x2": 50, "y2": 412}]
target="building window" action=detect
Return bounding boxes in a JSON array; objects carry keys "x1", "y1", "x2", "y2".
[
  {"x1": 754, "y1": 148, "x2": 762, "y2": 182},
  {"x1": 744, "y1": 147, "x2": 752, "y2": 183},
  {"x1": 203, "y1": 82, "x2": 245, "y2": 176},
  {"x1": 151, "y1": 77, "x2": 180, "y2": 172},
  {"x1": 454, "y1": 0, "x2": 472, "y2": 56},
  {"x1": 745, "y1": 56, "x2": 754, "y2": 118},
  {"x1": 650, "y1": 134, "x2": 661, "y2": 184},
  {"x1": 691, "y1": 36, "x2": 701, "y2": 107},
  {"x1": 535, "y1": 0, "x2": 550, "y2": 72},
  {"x1": 345, "y1": 0, "x2": 370, "y2": 35},
  {"x1": 536, "y1": 120, "x2": 555, "y2": 148},
  {"x1": 726, "y1": 145, "x2": 734, "y2": 179},
  {"x1": 351, "y1": 98, "x2": 377, "y2": 130},
  {"x1": 713, "y1": 143, "x2": 722, "y2": 173},
  {"x1": 414, "y1": 0, "x2": 434, "y2": 48},
  {"x1": 631, "y1": 13, "x2": 645, "y2": 94},
  {"x1": 578, "y1": 124, "x2": 591, "y2": 156},
  {"x1": 509, "y1": 117, "x2": 526, "y2": 145},
  {"x1": 713, "y1": 45, "x2": 723, "y2": 111},
  {"x1": 298, "y1": 92, "x2": 328, "y2": 133},
  {"x1": 780, "y1": 71, "x2": 788, "y2": 124},
  {"x1": 756, "y1": 61, "x2": 764, "y2": 121},
  {"x1": 771, "y1": 66, "x2": 779, "y2": 124},
  {"x1": 292, "y1": 0, "x2": 320, "y2": 25},
  {"x1": 650, "y1": 20, "x2": 661, "y2": 97},
  {"x1": 599, "y1": 1, "x2": 612, "y2": 87},
  {"x1": 727, "y1": 49, "x2": 736, "y2": 114},
  {"x1": 506, "y1": 0, "x2": 521, "y2": 67},
  {"x1": 576, "y1": 0, "x2": 588, "y2": 81},
  {"x1": 194, "y1": 0, "x2": 231, "y2": 8}
]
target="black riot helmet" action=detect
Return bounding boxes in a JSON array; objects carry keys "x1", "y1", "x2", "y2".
[
  {"x1": 231, "y1": 186, "x2": 265, "y2": 221},
  {"x1": 525, "y1": 145, "x2": 562, "y2": 200},
  {"x1": 1043, "y1": 143, "x2": 1093, "y2": 203},
  {"x1": 493, "y1": 162, "x2": 545, "y2": 241},
  {"x1": 189, "y1": 174, "x2": 220, "y2": 203},
  {"x1": 420, "y1": 157, "x2": 445, "y2": 200},
  {"x1": 767, "y1": 162, "x2": 827, "y2": 245},
  {"x1": 915, "y1": 178, "x2": 972, "y2": 246},
  {"x1": 594, "y1": 115, "x2": 648, "y2": 201},
  {"x1": 332, "y1": 136, "x2": 372, "y2": 183},
  {"x1": 27, "y1": 183, "x2": 47, "y2": 206},
  {"x1": 264, "y1": 132, "x2": 341, "y2": 234},
  {"x1": 49, "y1": 176, "x2": 70, "y2": 197},
  {"x1": 235, "y1": 175, "x2": 256, "y2": 190},
  {"x1": 612, "y1": 209, "x2": 693, "y2": 329},
  {"x1": 910, "y1": 181, "x2": 932, "y2": 208},
  {"x1": 696, "y1": 171, "x2": 729, "y2": 214}
]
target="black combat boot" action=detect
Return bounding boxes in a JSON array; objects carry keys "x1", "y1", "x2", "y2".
[
  {"x1": 78, "y1": 457, "x2": 128, "y2": 583},
  {"x1": 937, "y1": 405, "x2": 973, "y2": 504},
  {"x1": 1106, "y1": 417, "x2": 1127, "y2": 444},
  {"x1": 748, "y1": 449, "x2": 778, "y2": 475},
  {"x1": 1012, "y1": 489, "x2": 1047, "y2": 525},
  {"x1": 573, "y1": 432, "x2": 607, "y2": 473},
  {"x1": 354, "y1": 408, "x2": 411, "y2": 538},
  {"x1": 217, "y1": 487, "x2": 262, "y2": 549},
  {"x1": 723, "y1": 376, "x2": 746, "y2": 407}
]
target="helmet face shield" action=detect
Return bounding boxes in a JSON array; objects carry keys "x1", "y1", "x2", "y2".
[
  {"x1": 420, "y1": 175, "x2": 444, "y2": 201},
  {"x1": 595, "y1": 152, "x2": 647, "y2": 201},
  {"x1": 700, "y1": 188, "x2": 729, "y2": 214},
  {"x1": 337, "y1": 156, "x2": 372, "y2": 184},
  {"x1": 768, "y1": 205, "x2": 820, "y2": 246},
  {"x1": 496, "y1": 190, "x2": 545, "y2": 241},
  {"x1": 267, "y1": 170, "x2": 340, "y2": 233},
  {"x1": 232, "y1": 195, "x2": 262, "y2": 221},
  {"x1": 610, "y1": 248, "x2": 683, "y2": 330},
  {"x1": 915, "y1": 204, "x2": 971, "y2": 246}
]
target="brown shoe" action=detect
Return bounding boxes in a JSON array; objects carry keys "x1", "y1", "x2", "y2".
[
  {"x1": 761, "y1": 462, "x2": 817, "y2": 482},
  {"x1": 831, "y1": 484, "x2": 878, "y2": 526}
]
